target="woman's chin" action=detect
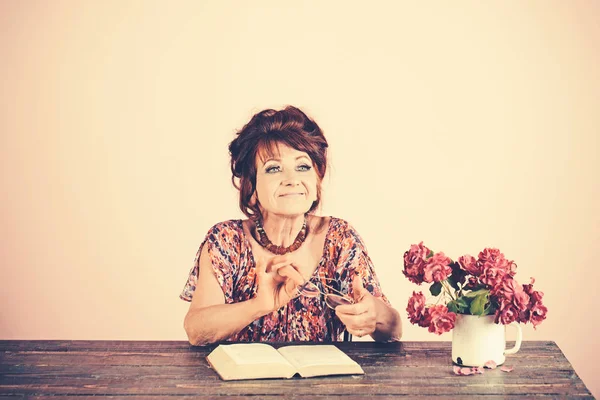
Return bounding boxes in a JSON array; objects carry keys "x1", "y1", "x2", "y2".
[{"x1": 270, "y1": 205, "x2": 312, "y2": 216}]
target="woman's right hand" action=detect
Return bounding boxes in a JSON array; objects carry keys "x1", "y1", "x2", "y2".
[{"x1": 254, "y1": 254, "x2": 306, "y2": 313}]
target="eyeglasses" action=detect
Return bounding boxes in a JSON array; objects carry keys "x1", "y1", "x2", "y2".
[{"x1": 297, "y1": 277, "x2": 355, "y2": 309}]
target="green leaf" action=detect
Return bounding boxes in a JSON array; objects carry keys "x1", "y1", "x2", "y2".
[
  {"x1": 483, "y1": 302, "x2": 497, "y2": 316},
  {"x1": 456, "y1": 297, "x2": 470, "y2": 312},
  {"x1": 447, "y1": 275, "x2": 460, "y2": 291},
  {"x1": 430, "y1": 281, "x2": 442, "y2": 296},
  {"x1": 470, "y1": 292, "x2": 489, "y2": 316},
  {"x1": 449, "y1": 297, "x2": 470, "y2": 314},
  {"x1": 427, "y1": 250, "x2": 434, "y2": 258},
  {"x1": 447, "y1": 300, "x2": 459, "y2": 313},
  {"x1": 463, "y1": 289, "x2": 489, "y2": 298}
]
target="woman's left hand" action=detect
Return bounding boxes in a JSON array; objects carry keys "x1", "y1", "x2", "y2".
[{"x1": 334, "y1": 275, "x2": 378, "y2": 338}]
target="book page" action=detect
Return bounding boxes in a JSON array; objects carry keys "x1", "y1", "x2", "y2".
[
  {"x1": 277, "y1": 345, "x2": 364, "y2": 378},
  {"x1": 207, "y1": 344, "x2": 296, "y2": 380},
  {"x1": 221, "y1": 343, "x2": 287, "y2": 365}
]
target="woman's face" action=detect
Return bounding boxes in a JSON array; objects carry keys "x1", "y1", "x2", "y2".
[{"x1": 254, "y1": 143, "x2": 318, "y2": 217}]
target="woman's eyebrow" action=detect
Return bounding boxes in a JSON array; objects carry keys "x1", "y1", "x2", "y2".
[
  {"x1": 262, "y1": 157, "x2": 280, "y2": 166},
  {"x1": 262, "y1": 155, "x2": 309, "y2": 165}
]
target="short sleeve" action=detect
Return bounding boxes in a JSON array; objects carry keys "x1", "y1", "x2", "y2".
[
  {"x1": 179, "y1": 221, "x2": 241, "y2": 303},
  {"x1": 334, "y1": 220, "x2": 391, "y2": 306}
]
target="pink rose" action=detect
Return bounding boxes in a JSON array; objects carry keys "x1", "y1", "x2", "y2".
[
  {"x1": 403, "y1": 244, "x2": 548, "y2": 331},
  {"x1": 507, "y1": 260, "x2": 517, "y2": 276},
  {"x1": 521, "y1": 278, "x2": 544, "y2": 304},
  {"x1": 458, "y1": 254, "x2": 480, "y2": 276},
  {"x1": 406, "y1": 291, "x2": 429, "y2": 327},
  {"x1": 530, "y1": 290, "x2": 544, "y2": 303},
  {"x1": 522, "y1": 277, "x2": 536, "y2": 294},
  {"x1": 480, "y1": 264, "x2": 507, "y2": 288},
  {"x1": 477, "y1": 248, "x2": 508, "y2": 269},
  {"x1": 519, "y1": 278, "x2": 547, "y2": 328},
  {"x1": 403, "y1": 242, "x2": 431, "y2": 285},
  {"x1": 495, "y1": 278, "x2": 530, "y2": 312},
  {"x1": 530, "y1": 302, "x2": 548, "y2": 328},
  {"x1": 513, "y1": 290, "x2": 530, "y2": 312},
  {"x1": 423, "y1": 252, "x2": 453, "y2": 283},
  {"x1": 517, "y1": 309, "x2": 529, "y2": 324},
  {"x1": 523, "y1": 289, "x2": 546, "y2": 328},
  {"x1": 495, "y1": 304, "x2": 519, "y2": 325},
  {"x1": 427, "y1": 305, "x2": 456, "y2": 335},
  {"x1": 477, "y1": 248, "x2": 516, "y2": 285}
]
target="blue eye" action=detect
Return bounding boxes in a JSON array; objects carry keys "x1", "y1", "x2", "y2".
[{"x1": 265, "y1": 164, "x2": 311, "y2": 173}]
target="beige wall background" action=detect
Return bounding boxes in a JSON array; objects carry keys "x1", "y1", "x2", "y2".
[{"x1": 1, "y1": 0, "x2": 598, "y2": 396}]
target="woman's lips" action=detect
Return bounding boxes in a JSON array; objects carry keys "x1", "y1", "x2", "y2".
[{"x1": 279, "y1": 193, "x2": 304, "y2": 197}]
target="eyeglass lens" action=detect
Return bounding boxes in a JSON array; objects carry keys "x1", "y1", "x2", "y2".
[{"x1": 298, "y1": 281, "x2": 353, "y2": 309}]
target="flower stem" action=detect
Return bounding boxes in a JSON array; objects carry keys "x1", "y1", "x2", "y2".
[{"x1": 441, "y1": 280, "x2": 456, "y2": 302}]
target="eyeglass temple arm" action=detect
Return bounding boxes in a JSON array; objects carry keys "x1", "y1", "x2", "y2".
[
  {"x1": 321, "y1": 277, "x2": 356, "y2": 299},
  {"x1": 343, "y1": 330, "x2": 353, "y2": 342},
  {"x1": 300, "y1": 279, "x2": 354, "y2": 303}
]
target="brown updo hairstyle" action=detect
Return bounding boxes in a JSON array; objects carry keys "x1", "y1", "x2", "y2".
[{"x1": 229, "y1": 106, "x2": 328, "y2": 220}]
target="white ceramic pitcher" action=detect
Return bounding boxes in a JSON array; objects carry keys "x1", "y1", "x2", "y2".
[{"x1": 452, "y1": 314, "x2": 522, "y2": 367}]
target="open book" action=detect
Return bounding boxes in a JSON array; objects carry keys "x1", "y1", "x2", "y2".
[{"x1": 206, "y1": 343, "x2": 364, "y2": 380}]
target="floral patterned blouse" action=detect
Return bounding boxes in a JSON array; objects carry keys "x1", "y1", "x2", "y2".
[{"x1": 180, "y1": 217, "x2": 390, "y2": 342}]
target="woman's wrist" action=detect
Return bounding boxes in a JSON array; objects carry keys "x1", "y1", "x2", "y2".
[
  {"x1": 372, "y1": 298, "x2": 402, "y2": 341},
  {"x1": 248, "y1": 296, "x2": 274, "y2": 319}
]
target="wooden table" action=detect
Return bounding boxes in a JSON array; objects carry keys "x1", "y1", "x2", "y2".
[{"x1": 0, "y1": 340, "x2": 593, "y2": 398}]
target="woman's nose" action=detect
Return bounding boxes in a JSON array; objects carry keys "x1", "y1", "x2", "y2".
[
  {"x1": 283, "y1": 178, "x2": 300, "y2": 186},
  {"x1": 282, "y1": 171, "x2": 300, "y2": 186}
]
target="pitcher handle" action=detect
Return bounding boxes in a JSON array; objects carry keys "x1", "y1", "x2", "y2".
[{"x1": 504, "y1": 322, "x2": 522, "y2": 355}]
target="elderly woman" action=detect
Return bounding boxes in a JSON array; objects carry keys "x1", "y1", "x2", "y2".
[{"x1": 181, "y1": 106, "x2": 402, "y2": 345}]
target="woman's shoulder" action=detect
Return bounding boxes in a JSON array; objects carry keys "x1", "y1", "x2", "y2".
[
  {"x1": 207, "y1": 219, "x2": 244, "y2": 232},
  {"x1": 203, "y1": 219, "x2": 245, "y2": 245},
  {"x1": 323, "y1": 216, "x2": 354, "y2": 234},
  {"x1": 324, "y1": 216, "x2": 367, "y2": 247}
]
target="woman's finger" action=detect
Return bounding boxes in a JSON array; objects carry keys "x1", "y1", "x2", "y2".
[
  {"x1": 336, "y1": 305, "x2": 377, "y2": 333},
  {"x1": 265, "y1": 255, "x2": 293, "y2": 273},
  {"x1": 284, "y1": 278, "x2": 301, "y2": 298},
  {"x1": 346, "y1": 325, "x2": 368, "y2": 337},
  {"x1": 254, "y1": 256, "x2": 268, "y2": 278},
  {"x1": 344, "y1": 318, "x2": 376, "y2": 337},
  {"x1": 335, "y1": 302, "x2": 368, "y2": 316},
  {"x1": 336, "y1": 312, "x2": 367, "y2": 329},
  {"x1": 264, "y1": 261, "x2": 292, "y2": 284},
  {"x1": 351, "y1": 328, "x2": 364, "y2": 337},
  {"x1": 275, "y1": 264, "x2": 305, "y2": 286}
]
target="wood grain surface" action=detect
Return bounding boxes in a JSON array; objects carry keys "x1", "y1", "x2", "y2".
[{"x1": 0, "y1": 341, "x2": 593, "y2": 398}]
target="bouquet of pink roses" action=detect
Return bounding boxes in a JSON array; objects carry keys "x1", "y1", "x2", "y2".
[{"x1": 404, "y1": 242, "x2": 548, "y2": 335}]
